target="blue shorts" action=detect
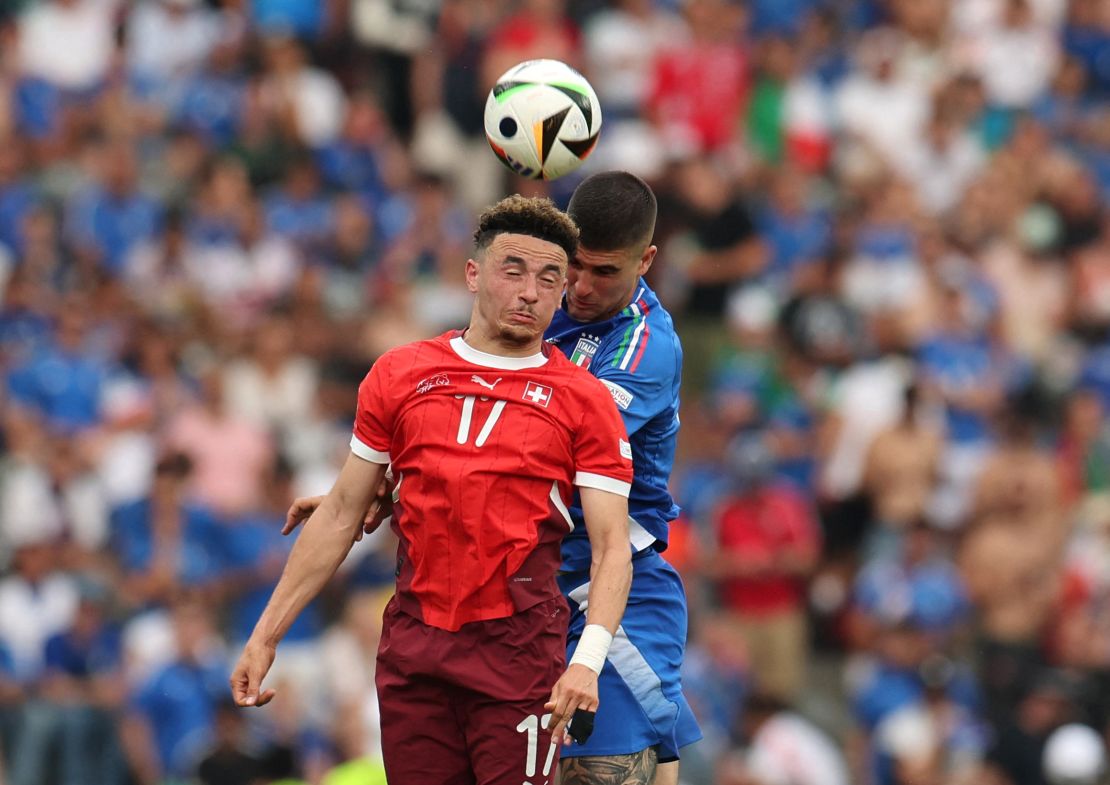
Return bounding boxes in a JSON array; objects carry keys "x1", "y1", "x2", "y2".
[{"x1": 558, "y1": 549, "x2": 702, "y2": 761}]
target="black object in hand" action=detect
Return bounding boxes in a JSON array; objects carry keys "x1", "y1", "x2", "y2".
[{"x1": 567, "y1": 709, "x2": 595, "y2": 744}]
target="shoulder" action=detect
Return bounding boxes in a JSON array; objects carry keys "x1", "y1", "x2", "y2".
[
  {"x1": 545, "y1": 349, "x2": 607, "y2": 389},
  {"x1": 544, "y1": 352, "x2": 618, "y2": 406},
  {"x1": 596, "y1": 290, "x2": 681, "y2": 380}
]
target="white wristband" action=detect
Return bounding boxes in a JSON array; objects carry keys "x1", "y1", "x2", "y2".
[{"x1": 569, "y1": 624, "x2": 613, "y2": 675}]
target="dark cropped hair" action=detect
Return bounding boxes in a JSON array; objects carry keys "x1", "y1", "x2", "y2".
[
  {"x1": 567, "y1": 171, "x2": 657, "y2": 254},
  {"x1": 473, "y1": 195, "x2": 579, "y2": 262}
]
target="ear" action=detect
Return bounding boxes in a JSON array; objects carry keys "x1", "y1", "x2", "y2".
[
  {"x1": 465, "y1": 258, "x2": 480, "y2": 294},
  {"x1": 638, "y1": 245, "x2": 658, "y2": 277}
]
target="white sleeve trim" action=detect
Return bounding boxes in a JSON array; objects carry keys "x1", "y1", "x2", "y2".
[
  {"x1": 575, "y1": 471, "x2": 631, "y2": 497},
  {"x1": 350, "y1": 435, "x2": 390, "y2": 464},
  {"x1": 550, "y1": 481, "x2": 574, "y2": 531}
]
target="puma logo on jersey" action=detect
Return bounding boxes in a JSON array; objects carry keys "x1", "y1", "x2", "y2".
[{"x1": 471, "y1": 375, "x2": 502, "y2": 390}]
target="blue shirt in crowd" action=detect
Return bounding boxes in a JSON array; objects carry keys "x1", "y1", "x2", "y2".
[
  {"x1": 65, "y1": 185, "x2": 162, "y2": 275},
  {"x1": 0, "y1": 179, "x2": 36, "y2": 257},
  {"x1": 44, "y1": 624, "x2": 123, "y2": 679},
  {"x1": 7, "y1": 346, "x2": 108, "y2": 431},
  {"x1": 111, "y1": 498, "x2": 226, "y2": 589},
  {"x1": 130, "y1": 657, "x2": 228, "y2": 779},
  {"x1": 175, "y1": 72, "x2": 247, "y2": 148}
]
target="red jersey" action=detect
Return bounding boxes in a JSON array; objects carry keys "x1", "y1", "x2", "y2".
[{"x1": 352, "y1": 332, "x2": 632, "y2": 631}]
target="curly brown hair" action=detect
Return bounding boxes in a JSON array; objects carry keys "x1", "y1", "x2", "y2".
[{"x1": 473, "y1": 195, "x2": 579, "y2": 262}]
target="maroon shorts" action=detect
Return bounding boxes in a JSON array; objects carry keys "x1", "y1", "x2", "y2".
[{"x1": 376, "y1": 594, "x2": 568, "y2": 785}]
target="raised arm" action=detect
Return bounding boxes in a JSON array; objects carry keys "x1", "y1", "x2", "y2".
[{"x1": 230, "y1": 451, "x2": 385, "y2": 707}]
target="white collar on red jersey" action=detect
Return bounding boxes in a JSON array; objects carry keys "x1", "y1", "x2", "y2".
[{"x1": 450, "y1": 336, "x2": 549, "y2": 370}]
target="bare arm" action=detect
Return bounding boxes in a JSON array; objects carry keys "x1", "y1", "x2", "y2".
[
  {"x1": 231, "y1": 452, "x2": 385, "y2": 707},
  {"x1": 283, "y1": 477, "x2": 393, "y2": 538},
  {"x1": 580, "y1": 486, "x2": 633, "y2": 634},
  {"x1": 545, "y1": 486, "x2": 631, "y2": 742}
]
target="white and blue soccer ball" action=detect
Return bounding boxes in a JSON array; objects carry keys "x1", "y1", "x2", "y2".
[{"x1": 483, "y1": 59, "x2": 602, "y2": 181}]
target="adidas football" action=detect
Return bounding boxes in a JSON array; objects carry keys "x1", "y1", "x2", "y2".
[{"x1": 484, "y1": 59, "x2": 602, "y2": 181}]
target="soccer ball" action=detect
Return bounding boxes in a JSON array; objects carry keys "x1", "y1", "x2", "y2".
[{"x1": 484, "y1": 59, "x2": 602, "y2": 181}]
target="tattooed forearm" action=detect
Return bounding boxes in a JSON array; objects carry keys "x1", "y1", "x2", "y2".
[{"x1": 560, "y1": 748, "x2": 658, "y2": 785}]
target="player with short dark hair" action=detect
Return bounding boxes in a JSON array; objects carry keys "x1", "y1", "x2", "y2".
[
  {"x1": 550, "y1": 170, "x2": 702, "y2": 785},
  {"x1": 561, "y1": 170, "x2": 659, "y2": 254},
  {"x1": 230, "y1": 195, "x2": 634, "y2": 785}
]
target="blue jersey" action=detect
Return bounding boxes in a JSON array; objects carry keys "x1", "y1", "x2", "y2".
[{"x1": 546, "y1": 280, "x2": 682, "y2": 570}]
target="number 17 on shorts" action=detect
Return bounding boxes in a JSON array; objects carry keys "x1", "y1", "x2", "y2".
[{"x1": 517, "y1": 713, "x2": 558, "y2": 784}]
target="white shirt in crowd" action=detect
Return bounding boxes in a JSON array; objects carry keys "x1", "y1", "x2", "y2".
[
  {"x1": 126, "y1": 0, "x2": 221, "y2": 84},
  {"x1": 584, "y1": 5, "x2": 688, "y2": 115},
  {"x1": 746, "y1": 712, "x2": 851, "y2": 785},
  {"x1": 834, "y1": 74, "x2": 930, "y2": 170},
  {"x1": 972, "y1": 20, "x2": 1059, "y2": 108},
  {"x1": 18, "y1": 0, "x2": 119, "y2": 91},
  {"x1": 224, "y1": 356, "x2": 318, "y2": 433},
  {"x1": 0, "y1": 570, "x2": 79, "y2": 680}
]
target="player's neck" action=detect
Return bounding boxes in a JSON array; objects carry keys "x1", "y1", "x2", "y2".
[{"x1": 461, "y1": 327, "x2": 544, "y2": 359}]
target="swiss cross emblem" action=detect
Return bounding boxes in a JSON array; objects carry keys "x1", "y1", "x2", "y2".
[{"x1": 523, "y1": 381, "x2": 553, "y2": 408}]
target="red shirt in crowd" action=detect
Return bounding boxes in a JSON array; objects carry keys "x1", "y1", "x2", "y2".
[
  {"x1": 647, "y1": 42, "x2": 749, "y2": 152},
  {"x1": 714, "y1": 482, "x2": 820, "y2": 616}
]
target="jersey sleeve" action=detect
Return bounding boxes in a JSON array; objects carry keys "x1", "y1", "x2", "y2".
[
  {"x1": 350, "y1": 352, "x2": 396, "y2": 464},
  {"x1": 592, "y1": 329, "x2": 680, "y2": 436},
  {"x1": 571, "y1": 374, "x2": 634, "y2": 496}
]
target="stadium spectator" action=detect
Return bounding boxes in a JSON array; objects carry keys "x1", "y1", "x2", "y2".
[
  {"x1": 164, "y1": 363, "x2": 274, "y2": 518},
  {"x1": 121, "y1": 597, "x2": 230, "y2": 785},
  {"x1": 11, "y1": 579, "x2": 127, "y2": 785},
  {"x1": 719, "y1": 691, "x2": 850, "y2": 785},
  {"x1": 110, "y1": 451, "x2": 225, "y2": 610},
  {"x1": 706, "y1": 436, "x2": 820, "y2": 701}
]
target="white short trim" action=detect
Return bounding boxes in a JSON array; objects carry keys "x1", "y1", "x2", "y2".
[
  {"x1": 629, "y1": 517, "x2": 657, "y2": 551},
  {"x1": 450, "y1": 336, "x2": 548, "y2": 370},
  {"x1": 575, "y1": 472, "x2": 631, "y2": 497},
  {"x1": 565, "y1": 579, "x2": 677, "y2": 735},
  {"x1": 350, "y1": 435, "x2": 390, "y2": 464}
]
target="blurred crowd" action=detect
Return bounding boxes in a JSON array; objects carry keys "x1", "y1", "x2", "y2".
[{"x1": 0, "y1": 0, "x2": 1108, "y2": 784}]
